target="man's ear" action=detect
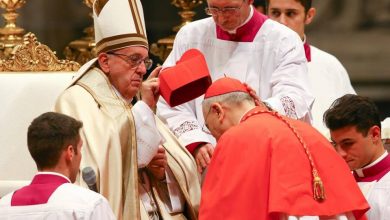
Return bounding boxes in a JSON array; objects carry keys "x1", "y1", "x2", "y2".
[
  {"x1": 369, "y1": 125, "x2": 381, "y2": 143},
  {"x1": 211, "y1": 103, "x2": 225, "y2": 121},
  {"x1": 305, "y1": 7, "x2": 316, "y2": 25},
  {"x1": 97, "y1": 53, "x2": 110, "y2": 73},
  {"x1": 65, "y1": 145, "x2": 74, "y2": 162}
]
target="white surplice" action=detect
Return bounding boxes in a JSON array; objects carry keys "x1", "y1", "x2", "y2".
[
  {"x1": 355, "y1": 152, "x2": 390, "y2": 220},
  {"x1": 307, "y1": 45, "x2": 356, "y2": 138},
  {"x1": 157, "y1": 13, "x2": 314, "y2": 147},
  {"x1": 0, "y1": 173, "x2": 115, "y2": 220}
]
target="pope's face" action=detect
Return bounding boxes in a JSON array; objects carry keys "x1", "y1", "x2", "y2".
[
  {"x1": 330, "y1": 125, "x2": 377, "y2": 171},
  {"x1": 207, "y1": 0, "x2": 252, "y2": 31},
  {"x1": 267, "y1": 0, "x2": 310, "y2": 39},
  {"x1": 105, "y1": 46, "x2": 149, "y2": 100}
]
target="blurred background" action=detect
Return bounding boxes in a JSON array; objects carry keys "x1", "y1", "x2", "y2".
[{"x1": 8, "y1": 0, "x2": 390, "y2": 119}]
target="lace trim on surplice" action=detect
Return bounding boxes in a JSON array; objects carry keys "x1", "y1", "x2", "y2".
[
  {"x1": 173, "y1": 121, "x2": 200, "y2": 137},
  {"x1": 281, "y1": 96, "x2": 298, "y2": 119}
]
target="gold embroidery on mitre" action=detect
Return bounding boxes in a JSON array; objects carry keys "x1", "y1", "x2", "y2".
[
  {"x1": 96, "y1": 34, "x2": 148, "y2": 53},
  {"x1": 128, "y1": 0, "x2": 146, "y2": 38},
  {"x1": 94, "y1": 0, "x2": 109, "y2": 16}
]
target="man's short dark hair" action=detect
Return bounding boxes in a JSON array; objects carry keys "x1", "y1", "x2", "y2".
[
  {"x1": 28, "y1": 112, "x2": 83, "y2": 170},
  {"x1": 323, "y1": 94, "x2": 381, "y2": 136},
  {"x1": 265, "y1": 0, "x2": 312, "y2": 13}
]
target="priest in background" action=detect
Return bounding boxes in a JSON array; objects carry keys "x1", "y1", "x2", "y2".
[
  {"x1": 199, "y1": 77, "x2": 369, "y2": 220},
  {"x1": 157, "y1": 0, "x2": 314, "y2": 175},
  {"x1": 266, "y1": 0, "x2": 356, "y2": 138},
  {"x1": 324, "y1": 94, "x2": 390, "y2": 220}
]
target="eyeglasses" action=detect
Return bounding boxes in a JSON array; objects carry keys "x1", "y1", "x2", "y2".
[
  {"x1": 107, "y1": 52, "x2": 153, "y2": 70},
  {"x1": 205, "y1": 0, "x2": 245, "y2": 16}
]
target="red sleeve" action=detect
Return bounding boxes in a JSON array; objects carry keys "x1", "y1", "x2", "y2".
[{"x1": 186, "y1": 142, "x2": 207, "y2": 155}]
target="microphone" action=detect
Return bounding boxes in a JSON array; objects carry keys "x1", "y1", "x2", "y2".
[{"x1": 82, "y1": 167, "x2": 98, "y2": 193}]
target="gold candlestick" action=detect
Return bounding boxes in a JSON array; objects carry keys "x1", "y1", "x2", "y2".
[
  {"x1": 64, "y1": 0, "x2": 96, "y2": 65},
  {"x1": 0, "y1": 0, "x2": 26, "y2": 59},
  {"x1": 171, "y1": 0, "x2": 203, "y2": 32},
  {"x1": 151, "y1": 0, "x2": 203, "y2": 62}
]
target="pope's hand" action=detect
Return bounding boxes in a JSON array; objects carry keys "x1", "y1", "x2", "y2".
[
  {"x1": 147, "y1": 145, "x2": 167, "y2": 181},
  {"x1": 194, "y1": 143, "x2": 214, "y2": 174},
  {"x1": 141, "y1": 66, "x2": 162, "y2": 109}
]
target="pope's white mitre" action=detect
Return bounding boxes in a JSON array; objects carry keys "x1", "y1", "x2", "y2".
[{"x1": 93, "y1": 0, "x2": 148, "y2": 54}]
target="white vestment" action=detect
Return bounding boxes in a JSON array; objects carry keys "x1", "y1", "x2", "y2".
[
  {"x1": 0, "y1": 174, "x2": 115, "y2": 220},
  {"x1": 157, "y1": 14, "x2": 314, "y2": 147},
  {"x1": 355, "y1": 152, "x2": 390, "y2": 220},
  {"x1": 308, "y1": 45, "x2": 356, "y2": 138},
  {"x1": 55, "y1": 67, "x2": 161, "y2": 218}
]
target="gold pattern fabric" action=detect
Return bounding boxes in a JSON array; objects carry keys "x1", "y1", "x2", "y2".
[
  {"x1": 55, "y1": 67, "x2": 200, "y2": 219},
  {"x1": 55, "y1": 68, "x2": 139, "y2": 219}
]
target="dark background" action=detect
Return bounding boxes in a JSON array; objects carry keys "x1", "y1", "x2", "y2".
[{"x1": 7, "y1": 0, "x2": 390, "y2": 120}]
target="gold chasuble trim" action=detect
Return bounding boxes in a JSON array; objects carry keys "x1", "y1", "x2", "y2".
[
  {"x1": 94, "y1": 0, "x2": 109, "y2": 16},
  {"x1": 155, "y1": 118, "x2": 200, "y2": 219},
  {"x1": 76, "y1": 68, "x2": 141, "y2": 219}
]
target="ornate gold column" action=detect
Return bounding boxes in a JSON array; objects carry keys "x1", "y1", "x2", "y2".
[
  {"x1": 0, "y1": 0, "x2": 26, "y2": 59},
  {"x1": 64, "y1": 0, "x2": 96, "y2": 65},
  {"x1": 150, "y1": 0, "x2": 203, "y2": 62}
]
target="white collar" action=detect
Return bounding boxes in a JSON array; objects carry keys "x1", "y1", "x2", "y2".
[
  {"x1": 302, "y1": 34, "x2": 307, "y2": 44},
  {"x1": 354, "y1": 151, "x2": 388, "y2": 177},
  {"x1": 36, "y1": 171, "x2": 71, "y2": 183}
]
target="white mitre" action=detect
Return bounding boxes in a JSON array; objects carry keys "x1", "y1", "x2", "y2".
[
  {"x1": 72, "y1": 0, "x2": 149, "y2": 83},
  {"x1": 93, "y1": 0, "x2": 148, "y2": 53}
]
